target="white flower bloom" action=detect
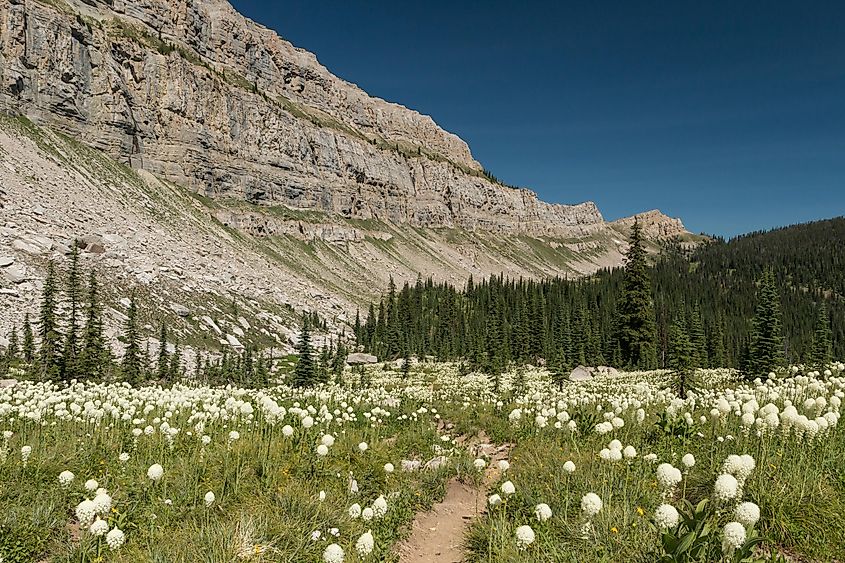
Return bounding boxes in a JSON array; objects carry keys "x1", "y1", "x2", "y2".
[
  {"x1": 228, "y1": 430, "x2": 240, "y2": 442},
  {"x1": 362, "y1": 507, "x2": 374, "y2": 521},
  {"x1": 93, "y1": 492, "x2": 112, "y2": 514},
  {"x1": 534, "y1": 503, "x2": 552, "y2": 522},
  {"x1": 118, "y1": 452, "x2": 130, "y2": 463},
  {"x1": 89, "y1": 518, "x2": 109, "y2": 536},
  {"x1": 714, "y1": 473, "x2": 739, "y2": 502},
  {"x1": 501, "y1": 480, "x2": 516, "y2": 495},
  {"x1": 681, "y1": 454, "x2": 696, "y2": 468},
  {"x1": 656, "y1": 463, "x2": 682, "y2": 490},
  {"x1": 323, "y1": 543, "x2": 344, "y2": 563},
  {"x1": 372, "y1": 495, "x2": 388, "y2": 518},
  {"x1": 205, "y1": 491, "x2": 215, "y2": 507},
  {"x1": 473, "y1": 458, "x2": 487, "y2": 470},
  {"x1": 563, "y1": 460, "x2": 576, "y2": 474},
  {"x1": 488, "y1": 494, "x2": 502, "y2": 507},
  {"x1": 85, "y1": 479, "x2": 99, "y2": 492},
  {"x1": 282, "y1": 425, "x2": 294, "y2": 437},
  {"x1": 654, "y1": 503, "x2": 680, "y2": 530},
  {"x1": 358, "y1": 442, "x2": 369, "y2": 452},
  {"x1": 316, "y1": 444, "x2": 329, "y2": 456},
  {"x1": 623, "y1": 445, "x2": 637, "y2": 459},
  {"x1": 581, "y1": 493, "x2": 602, "y2": 518},
  {"x1": 348, "y1": 503, "x2": 362, "y2": 518},
  {"x1": 355, "y1": 530, "x2": 375, "y2": 556},
  {"x1": 75, "y1": 499, "x2": 96, "y2": 525},
  {"x1": 722, "y1": 521, "x2": 746, "y2": 552},
  {"x1": 105, "y1": 527, "x2": 125, "y2": 550},
  {"x1": 734, "y1": 501, "x2": 760, "y2": 527},
  {"x1": 515, "y1": 525, "x2": 535, "y2": 549},
  {"x1": 498, "y1": 459, "x2": 510, "y2": 472},
  {"x1": 59, "y1": 470, "x2": 75, "y2": 488},
  {"x1": 147, "y1": 463, "x2": 164, "y2": 482}
]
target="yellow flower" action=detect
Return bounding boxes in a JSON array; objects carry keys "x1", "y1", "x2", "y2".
[
  {"x1": 611, "y1": 527, "x2": 618, "y2": 533},
  {"x1": 636, "y1": 506, "x2": 644, "y2": 516}
]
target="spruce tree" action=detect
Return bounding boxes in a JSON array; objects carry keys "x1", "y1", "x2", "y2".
[
  {"x1": 401, "y1": 346, "x2": 411, "y2": 379},
  {"x1": 749, "y1": 269, "x2": 785, "y2": 376},
  {"x1": 38, "y1": 260, "x2": 63, "y2": 380},
  {"x1": 79, "y1": 270, "x2": 107, "y2": 379},
  {"x1": 668, "y1": 316, "x2": 695, "y2": 399},
  {"x1": 810, "y1": 302, "x2": 832, "y2": 370},
  {"x1": 688, "y1": 305, "x2": 707, "y2": 368},
  {"x1": 616, "y1": 220, "x2": 657, "y2": 370},
  {"x1": 168, "y1": 339, "x2": 181, "y2": 381},
  {"x1": 292, "y1": 317, "x2": 316, "y2": 388},
  {"x1": 62, "y1": 245, "x2": 83, "y2": 380},
  {"x1": 121, "y1": 298, "x2": 142, "y2": 385},
  {"x1": 22, "y1": 313, "x2": 34, "y2": 365}
]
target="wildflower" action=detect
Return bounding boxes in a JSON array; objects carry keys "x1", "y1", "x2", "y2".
[
  {"x1": 356, "y1": 530, "x2": 375, "y2": 556},
  {"x1": 722, "y1": 522, "x2": 746, "y2": 552},
  {"x1": 282, "y1": 425, "x2": 294, "y2": 437},
  {"x1": 498, "y1": 459, "x2": 510, "y2": 472},
  {"x1": 85, "y1": 479, "x2": 99, "y2": 493},
  {"x1": 317, "y1": 444, "x2": 329, "y2": 456},
  {"x1": 118, "y1": 452, "x2": 130, "y2": 463},
  {"x1": 348, "y1": 503, "x2": 362, "y2": 518},
  {"x1": 384, "y1": 462, "x2": 395, "y2": 473},
  {"x1": 105, "y1": 527, "x2": 125, "y2": 550},
  {"x1": 362, "y1": 507, "x2": 374, "y2": 521},
  {"x1": 321, "y1": 434, "x2": 335, "y2": 447},
  {"x1": 21, "y1": 445, "x2": 32, "y2": 465},
  {"x1": 358, "y1": 442, "x2": 369, "y2": 452},
  {"x1": 734, "y1": 501, "x2": 760, "y2": 527},
  {"x1": 89, "y1": 518, "x2": 109, "y2": 537},
  {"x1": 372, "y1": 495, "x2": 388, "y2": 518},
  {"x1": 205, "y1": 491, "x2": 215, "y2": 507},
  {"x1": 93, "y1": 492, "x2": 112, "y2": 514},
  {"x1": 623, "y1": 445, "x2": 637, "y2": 459},
  {"x1": 302, "y1": 416, "x2": 314, "y2": 429},
  {"x1": 228, "y1": 430, "x2": 240, "y2": 442},
  {"x1": 76, "y1": 499, "x2": 97, "y2": 525},
  {"x1": 656, "y1": 463, "x2": 682, "y2": 490},
  {"x1": 488, "y1": 494, "x2": 502, "y2": 507},
  {"x1": 515, "y1": 525, "x2": 535, "y2": 549},
  {"x1": 323, "y1": 543, "x2": 344, "y2": 563},
  {"x1": 473, "y1": 458, "x2": 487, "y2": 470},
  {"x1": 581, "y1": 493, "x2": 602, "y2": 518},
  {"x1": 563, "y1": 460, "x2": 576, "y2": 473},
  {"x1": 147, "y1": 463, "x2": 164, "y2": 482},
  {"x1": 58, "y1": 470, "x2": 75, "y2": 488},
  {"x1": 535, "y1": 503, "x2": 552, "y2": 522},
  {"x1": 654, "y1": 504, "x2": 680, "y2": 530},
  {"x1": 681, "y1": 454, "x2": 696, "y2": 469},
  {"x1": 501, "y1": 480, "x2": 516, "y2": 495},
  {"x1": 714, "y1": 473, "x2": 739, "y2": 502}
]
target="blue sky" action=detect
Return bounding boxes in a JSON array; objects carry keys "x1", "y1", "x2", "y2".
[{"x1": 230, "y1": 1, "x2": 845, "y2": 237}]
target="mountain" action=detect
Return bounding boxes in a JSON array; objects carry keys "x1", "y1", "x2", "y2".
[{"x1": 0, "y1": 0, "x2": 694, "y2": 351}]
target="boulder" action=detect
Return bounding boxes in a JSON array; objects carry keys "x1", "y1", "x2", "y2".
[
  {"x1": 0, "y1": 256, "x2": 14, "y2": 267},
  {"x1": 569, "y1": 365, "x2": 592, "y2": 381},
  {"x1": 170, "y1": 303, "x2": 190, "y2": 317},
  {"x1": 0, "y1": 336, "x2": 8, "y2": 349},
  {"x1": 346, "y1": 352, "x2": 378, "y2": 365},
  {"x1": 12, "y1": 236, "x2": 52, "y2": 255},
  {"x1": 595, "y1": 365, "x2": 621, "y2": 377},
  {"x1": 226, "y1": 334, "x2": 243, "y2": 348},
  {"x1": 3, "y1": 265, "x2": 26, "y2": 284}
]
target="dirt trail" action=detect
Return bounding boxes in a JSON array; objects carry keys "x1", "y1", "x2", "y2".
[{"x1": 396, "y1": 432, "x2": 511, "y2": 563}]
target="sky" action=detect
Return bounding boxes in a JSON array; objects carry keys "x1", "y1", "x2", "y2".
[{"x1": 230, "y1": 1, "x2": 845, "y2": 237}]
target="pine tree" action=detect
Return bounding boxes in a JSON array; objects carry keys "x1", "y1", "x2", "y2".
[
  {"x1": 121, "y1": 298, "x2": 142, "y2": 385},
  {"x1": 401, "y1": 345, "x2": 411, "y2": 379},
  {"x1": 749, "y1": 269, "x2": 785, "y2": 377},
  {"x1": 157, "y1": 323, "x2": 169, "y2": 380},
  {"x1": 79, "y1": 270, "x2": 107, "y2": 379},
  {"x1": 22, "y1": 313, "x2": 34, "y2": 365},
  {"x1": 616, "y1": 220, "x2": 657, "y2": 370},
  {"x1": 168, "y1": 339, "x2": 181, "y2": 381},
  {"x1": 6, "y1": 326, "x2": 20, "y2": 365},
  {"x1": 256, "y1": 352, "x2": 269, "y2": 386},
  {"x1": 810, "y1": 302, "x2": 832, "y2": 370},
  {"x1": 668, "y1": 316, "x2": 695, "y2": 399},
  {"x1": 38, "y1": 261, "x2": 63, "y2": 380},
  {"x1": 688, "y1": 305, "x2": 707, "y2": 368},
  {"x1": 62, "y1": 245, "x2": 83, "y2": 380},
  {"x1": 292, "y1": 317, "x2": 316, "y2": 388}
]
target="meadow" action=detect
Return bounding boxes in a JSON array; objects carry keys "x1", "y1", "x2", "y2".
[{"x1": 1, "y1": 362, "x2": 843, "y2": 562}]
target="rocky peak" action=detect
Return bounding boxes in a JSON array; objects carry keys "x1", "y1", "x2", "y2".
[{"x1": 611, "y1": 210, "x2": 690, "y2": 239}]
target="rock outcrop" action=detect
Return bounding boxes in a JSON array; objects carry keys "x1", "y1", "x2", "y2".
[{"x1": 1, "y1": 0, "x2": 618, "y2": 238}]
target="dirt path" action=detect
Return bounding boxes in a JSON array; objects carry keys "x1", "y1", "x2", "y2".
[{"x1": 396, "y1": 432, "x2": 510, "y2": 563}]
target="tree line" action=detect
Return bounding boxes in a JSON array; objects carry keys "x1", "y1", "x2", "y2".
[{"x1": 357, "y1": 218, "x2": 842, "y2": 377}]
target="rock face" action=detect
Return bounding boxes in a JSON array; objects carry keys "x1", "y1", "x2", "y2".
[
  {"x1": 346, "y1": 352, "x2": 378, "y2": 365},
  {"x1": 0, "y1": 0, "x2": 662, "y2": 238},
  {"x1": 611, "y1": 210, "x2": 689, "y2": 240}
]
